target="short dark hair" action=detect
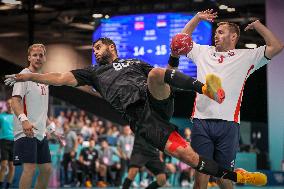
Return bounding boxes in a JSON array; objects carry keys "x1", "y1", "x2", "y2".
[
  {"x1": 93, "y1": 37, "x2": 118, "y2": 55},
  {"x1": 217, "y1": 22, "x2": 240, "y2": 42}
]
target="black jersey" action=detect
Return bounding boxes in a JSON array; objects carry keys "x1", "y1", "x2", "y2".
[
  {"x1": 132, "y1": 133, "x2": 160, "y2": 157},
  {"x1": 80, "y1": 147, "x2": 99, "y2": 163},
  {"x1": 71, "y1": 58, "x2": 153, "y2": 115}
]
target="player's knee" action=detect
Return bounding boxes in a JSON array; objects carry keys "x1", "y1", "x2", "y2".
[
  {"x1": 8, "y1": 163, "x2": 14, "y2": 171},
  {"x1": 44, "y1": 165, "x2": 52, "y2": 176},
  {"x1": 148, "y1": 68, "x2": 164, "y2": 82},
  {"x1": 23, "y1": 165, "x2": 36, "y2": 175}
]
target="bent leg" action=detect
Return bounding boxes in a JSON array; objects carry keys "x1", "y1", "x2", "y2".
[
  {"x1": 193, "y1": 171, "x2": 210, "y2": 189},
  {"x1": 122, "y1": 167, "x2": 139, "y2": 189}
]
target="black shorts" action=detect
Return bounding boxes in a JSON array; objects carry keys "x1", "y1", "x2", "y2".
[
  {"x1": 126, "y1": 89, "x2": 177, "y2": 151},
  {"x1": 0, "y1": 139, "x2": 14, "y2": 161},
  {"x1": 129, "y1": 151, "x2": 165, "y2": 175},
  {"x1": 13, "y1": 137, "x2": 51, "y2": 165}
]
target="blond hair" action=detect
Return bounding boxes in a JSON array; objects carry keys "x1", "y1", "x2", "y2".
[{"x1": 27, "y1": 43, "x2": 46, "y2": 56}]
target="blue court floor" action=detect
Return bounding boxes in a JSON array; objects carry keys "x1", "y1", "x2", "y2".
[{"x1": 15, "y1": 187, "x2": 281, "y2": 189}]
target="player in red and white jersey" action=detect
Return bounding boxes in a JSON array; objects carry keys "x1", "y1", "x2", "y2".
[
  {"x1": 10, "y1": 44, "x2": 61, "y2": 189},
  {"x1": 181, "y1": 9, "x2": 283, "y2": 189}
]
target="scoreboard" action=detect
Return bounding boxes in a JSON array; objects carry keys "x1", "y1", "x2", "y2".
[{"x1": 93, "y1": 13, "x2": 212, "y2": 77}]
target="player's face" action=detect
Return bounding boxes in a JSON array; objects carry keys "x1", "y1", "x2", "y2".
[
  {"x1": 93, "y1": 41, "x2": 113, "y2": 65},
  {"x1": 28, "y1": 47, "x2": 46, "y2": 71},
  {"x1": 89, "y1": 140, "x2": 95, "y2": 148},
  {"x1": 214, "y1": 24, "x2": 233, "y2": 52}
]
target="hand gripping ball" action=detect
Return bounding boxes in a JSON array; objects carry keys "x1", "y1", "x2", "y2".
[{"x1": 171, "y1": 33, "x2": 193, "y2": 55}]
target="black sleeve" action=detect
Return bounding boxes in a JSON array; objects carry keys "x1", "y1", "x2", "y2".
[
  {"x1": 94, "y1": 149, "x2": 99, "y2": 160},
  {"x1": 80, "y1": 148, "x2": 86, "y2": 157},
  {"x1": 138, "y1": 59, "x2": 154, "y2": 75},
  {"x1": 70, "y1": 66, "x2": 96, "y2": 87}
]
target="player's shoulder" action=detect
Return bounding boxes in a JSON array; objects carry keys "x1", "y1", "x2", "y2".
[
  {"x1": 118, "y1": 58, "x2": 144, "y2": 64},
  {"x1": 19, "y1": 68, "x2": 31, "y2": 74}
]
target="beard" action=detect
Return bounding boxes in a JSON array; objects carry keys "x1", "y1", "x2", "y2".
[{"x1": 96, "y1": 49, "x2": 113, "y2": 65}]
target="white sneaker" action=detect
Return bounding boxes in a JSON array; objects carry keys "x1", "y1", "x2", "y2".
[
  {"x1": 132, "y1": 181, "x2": 139, "y2": 188},
  {"x1": 165, "y1": 180, "x2": 172, "y2": 187},
  {"x1": 181, "y1": 180, "x2": 190, "y2": 187},
  {"x1": 140, "y1": 179, "x2": 149, "y2": 188}
]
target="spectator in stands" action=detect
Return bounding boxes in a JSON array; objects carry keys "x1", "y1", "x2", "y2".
[
  {"x1": 80, "y1": 119, "x2": 93, "y2": 140},
  {"x1": 178, "y1": 128, "x2": 194, "y2": 187},
  {"x1": 77, "y1": 138, "x2": 99, "y2": 187},
  {"x1": 161, "y1": 153, "x2": 177, "y2": 187},
  {"x1": 62, "y1": 122, "x2": 78, "y2": 186},
  {"x1": 111, "y1": 125, "x2": 120, "y2": 138},
  {"x1": 0, "y1": 98, "x2": 15, "y2": 189},
  {"x1": 98, "y1": 140, "x2": 121, "y2": 187},
  {"x1": 117, "y1": 125, "x2": 134, "y2": 185},
  {"x1": 57, "y1": 111, "x2": 66, "y2": 127}
]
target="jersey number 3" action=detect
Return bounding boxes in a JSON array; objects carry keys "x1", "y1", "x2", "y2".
[{"x1": 40, "y1": 85, "x2": 47, "y2": 95}]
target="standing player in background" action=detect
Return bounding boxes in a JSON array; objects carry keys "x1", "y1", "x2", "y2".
[
  {"x1": 180, "y1": 9, "x2": 283, "y2": 189},
  {"x1": 0, "y1": 98, "x2": 15, "y2": 189},
  {"x1": 122, "y1": 130, "x2": 167, "y2": 189},
  {"x1": 5, "y1": 38, "x2": 268, "y2": 186},
  {"x1": 10, "y1": 44, "x2": 63, "y2": 189}
]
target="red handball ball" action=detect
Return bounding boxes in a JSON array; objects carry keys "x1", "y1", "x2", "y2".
[{"x1": 171, "y1": 33, "x2": 193, "y2": 55}]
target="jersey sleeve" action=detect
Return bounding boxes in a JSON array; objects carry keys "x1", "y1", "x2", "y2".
[
  {"x1": 186, "y1": 42, "x2": 210, "y2": 66},
  {"x1": 70, "y1": 66, "x2": 96, "y2": 87},
  {"x1": 12, "y1": 81, "x2": 28, "y2": 99},
  {"x1": 137, "y1": 59, "x2": 153, "y2": 75},
  {"x1": 248, "y1": 45, "x2": 270, "y2": 75}
]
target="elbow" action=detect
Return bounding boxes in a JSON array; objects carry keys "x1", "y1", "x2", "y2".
[
  {"x1": 267, "y1": 42, "x2": 284, "y2": 58},
  {"x1": 274, "y1": 43, "x2": 284, "y2": 55}
]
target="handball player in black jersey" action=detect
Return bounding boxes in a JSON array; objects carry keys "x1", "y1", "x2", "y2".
[
  {"x1": 122, "y1": 134, "x2": 167, "y2": 189},
  {"x1": 4, "y1": 37, "x2": 267, "y2": 186}
]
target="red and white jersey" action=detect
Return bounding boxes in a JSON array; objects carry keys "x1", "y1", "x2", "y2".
[
  {"x1": 12, "y1": 68, "x2": 49, "y2": 141},
  {"x1": 187, "y1": 43, "x2": 270, "y2": 123}
]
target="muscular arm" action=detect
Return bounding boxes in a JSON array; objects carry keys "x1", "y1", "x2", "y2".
[
  {"x1": 11, "y1": 96, "x2": 25, "y2": 118},
  {"x1": 16, "y1": 72, "x2": 78, "y2": 87},
  {"x1": 245, "y1": 20, "x2": 284, "y2": 59},
  {"x1": 181, "y1": 15, "x2": 202, "y2": 35},
  {"x1": 182, "y1": 9, "x2": 217, "y2": 35},
  {"x1": 11, "y1": 96, "x2": 36, "y2": 136}
]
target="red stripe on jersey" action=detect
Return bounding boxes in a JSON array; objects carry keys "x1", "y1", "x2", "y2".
[
  {"x1": 23, "y1": 96, "x2": 27, "y2": 115},
  {"x1": 234, "y1": 65, "x2": 254, "y2": 122},
  {"x1": 191, "y1": 93, "x2": 197, "y2": 118}
]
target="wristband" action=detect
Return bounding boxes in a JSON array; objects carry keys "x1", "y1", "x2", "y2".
[
  {"x1": 18, "y1": 114, "x2": 28, "y2": 122},
  {"x1": 168, "y1": 55, "x2": 179, "y2": 67},
  {"x1": 46, "y1": 122, "x2": 56, "y2": 134}
]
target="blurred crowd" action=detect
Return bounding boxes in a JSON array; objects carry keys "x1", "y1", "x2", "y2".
[{"x1": 46, "y1": 109, "x2": 195, "y2": 188}]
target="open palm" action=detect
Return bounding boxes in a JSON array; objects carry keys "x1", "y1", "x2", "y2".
[{"x1": 197, "y1": 9, "x2": 218, "y2": 22}]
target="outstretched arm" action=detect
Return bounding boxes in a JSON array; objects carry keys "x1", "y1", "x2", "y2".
[
  {"x1": 5, "y1": 72, "x2": 78, "y2": 87},
  {"x1": 245, "y1": 20, "x2": 284, "y2": 59},
  {"x1": 182, "y1": 9, "x2": 217, "y2": 35}
]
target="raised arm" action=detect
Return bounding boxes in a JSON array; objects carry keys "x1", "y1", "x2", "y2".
[
  {"x1": 5, "y1": 72, "x2": 78, "y2": 87},
  {"x1": 245, "y1": 20, "x2": 284, "y2": 59},
  {"x1": 182, "y1": 9, "x2": 217, "y2": 35}
]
